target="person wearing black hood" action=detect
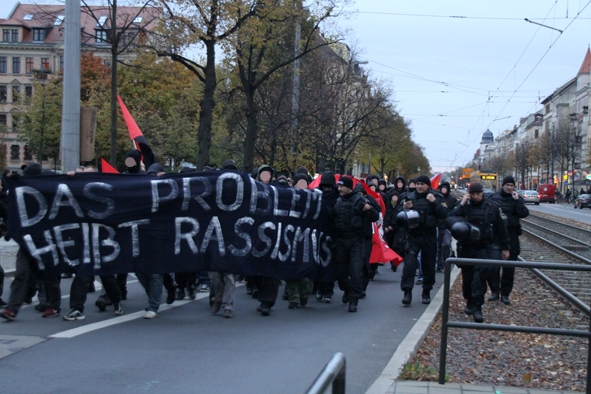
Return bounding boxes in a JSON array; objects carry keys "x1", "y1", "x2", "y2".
[
  {"x1": 354, "y1": 184, "x2": 380, "y2": 295},
  {"x1": 437, "y1": 181, "x2": 457, "y2": 271},
  {"x1": 314, "y1": 171, "x2": 339, "y2": 303},
  {"x1": 383, "y1": 188, "x2": 402, "y2": 272},
  {"x1": 251, "y1": 164, "x2": 281, "y2": 316},
  {"x1": 393, "y1": 176, "x2": 406, "y2": 196},
  {"x1": 397, "y1": 175, "x2": 447, "y2": 306},
  {"x1": 487, "y1": 176, "x2": 529, "y2": 305},
  {"x1": 406, "y1": 178, "x2": 416, "y2": 194}
]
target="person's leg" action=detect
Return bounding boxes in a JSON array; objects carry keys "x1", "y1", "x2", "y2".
[
  {"x1": 6, "y1": 248, "x2": 34, "y2": 314},
  {"x1": 221, "y1": 273, "x2": 236, "y2": 311}
]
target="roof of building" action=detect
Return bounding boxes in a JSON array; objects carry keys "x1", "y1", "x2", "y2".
[
  {"x1": 480, "y1": 129, "x2": 494, "y2": 144},
  {"x1": 578, "y1": 47, "x2": 591, "y2": 75},
  {"x1": 1, "y1": 3, "x2": 158, "y2": 45}
]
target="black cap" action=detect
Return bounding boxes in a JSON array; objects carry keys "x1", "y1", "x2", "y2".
[
  {"x1": 319, "y1": 171, "x2": 336, "y2": 187},
  {"x1": 502, "y1": 176, "x2": 516, "y2": 186},
  {"x1": 415, "y1": 175, "x2": 431, "y2": 185},
  {"x1": 337, "y1": 176, "x2": 354, "y2": 189},
  {"x1": 468, "y1": 182, "x2": 483, "y2": 193},
  {"x1": 221, "y1": 159, "x2": 238, "y2": 170}
]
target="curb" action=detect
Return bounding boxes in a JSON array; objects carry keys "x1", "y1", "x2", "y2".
[{"x1": 365, "y1": 265, "x2": 461, "y2": 394}]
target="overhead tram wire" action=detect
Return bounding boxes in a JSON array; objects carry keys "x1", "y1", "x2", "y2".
[
  {"x1": 350, "y1": 11, "x2": 591, "y2": 20},
  {"x1": 486, "y1": 0, "x2": 591, "y2": 129}
]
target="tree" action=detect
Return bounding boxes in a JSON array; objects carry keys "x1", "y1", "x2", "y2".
[
  {"x1": 145, "y1": 0, "x2": 263, "y2": 169},
  {"x1": 80, "y1": 0, "x2": 158, "y2": 165}
]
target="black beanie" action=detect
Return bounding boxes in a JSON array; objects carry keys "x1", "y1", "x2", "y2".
[
  {"x1": 221, "y1": 159, "x2": 238, "y2": 170},
  {"x1": 502, "y1": 176, "x2": 516, "y2": 186},
  {"x1": 319, "y1": 171, "x2": 336, "y2": 187},
  {"x1": 415, "y1": 175, "x2": 431, "y2": 185}
]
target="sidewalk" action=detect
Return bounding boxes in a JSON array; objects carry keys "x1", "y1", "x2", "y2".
[{"x1": 365, "y1": 266, "x2": 585, "y2": 394}]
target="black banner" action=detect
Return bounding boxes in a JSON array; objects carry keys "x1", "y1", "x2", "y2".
[{"x1": 6, "y1": 171, "x2": 332, "y2": 279}]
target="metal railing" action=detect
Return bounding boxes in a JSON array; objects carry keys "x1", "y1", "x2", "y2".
[
  {"x1": 306, "y1": 352, "x2": 346, "y2": 394},
  {"x1": 439, "y1": 258, "x2": 591, "y2": 394}
]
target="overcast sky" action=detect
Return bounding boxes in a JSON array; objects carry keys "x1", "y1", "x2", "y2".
[{"x1": 3, "y1": 1, "x2": 591, "y2": 174}]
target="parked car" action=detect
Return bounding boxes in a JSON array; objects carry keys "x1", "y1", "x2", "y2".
[
  {"x1": 574, "y1": 194, "x2": 591, "y2": 209},
  {"x1": 522, "y1": 191, "x2": 540, "y2": 205}
]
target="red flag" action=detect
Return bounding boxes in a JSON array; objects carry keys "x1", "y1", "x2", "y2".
[
  {"x1": 370, "y1": 223, "x2": 402, "y2": 264},
  {"x1": 430, "y1": 173, "x2": 441, "y2": 189},
  {"x1": 100, "y1": 158, "x2": 119, "y2": 173},
  {"x1": 117, "y1": 96, "x2": 156, "y2": 169}
]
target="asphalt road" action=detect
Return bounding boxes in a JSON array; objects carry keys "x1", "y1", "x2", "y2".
[
  {"x1": 526, "y1": 200, "x2": 591, "y2": 224},
  {"x1": 0, "y1": 267, "x2": 436, "y2": 394}
]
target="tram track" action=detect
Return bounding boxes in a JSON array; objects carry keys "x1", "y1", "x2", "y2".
[{"x1": 520, "y1": 214, "x2": 591, "y2": 317}]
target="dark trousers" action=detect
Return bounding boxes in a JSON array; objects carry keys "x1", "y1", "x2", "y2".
[
  {"x1": 362, "y1": 237, "x2": 373, "y2": 291},
  {"x1": 488, "y1": 250, "x2": 517, "y2": 296},
  {"x1": 401, "y1": 232, "x2": 437, "y2": 292},
  {"x1": 437, "y1": 228, "x2": 452, "y2": 267},
  {"x1": 175, "y1": 272, "x2": 197, "y2": 291},
  {"x1": 252, "y1": 276, "x2": 279, "y2": 307},
  {"x1": 0, "y1": 264, "x2": 4, "y2": 299},
  {"x1": 458, "y1": 246, "x2": 495, "y2": 306},
  {"x1": 335, "y1": 236, "x2": 365, "y2": 303},
  {"x1": 7, "y1": 248, "x2": 42, "y2": 313},
  {"x1": 162, "y1": 273, "x2": 175, "y2": 293}
]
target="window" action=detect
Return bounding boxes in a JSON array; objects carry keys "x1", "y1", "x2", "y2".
[
  {"x1": 59, "y1": 55, "x2": 64, "y2": 71},
  {"x1": 96, "y1": 29, "x2": 108, "y2": 44},
  {"x1": 23, "y1": 14, "x2": 33, "y2": 21},
  {"x1": 26, "y1": 57, "x2": 33, "y2": 74},
  {"x1": 23, "y1": 145, "x2": 32, "y2": 161},
  {"x1": 12, "y1": 57, "x2": 20, "y2": 74},
  {"x1": 33, "y1": 28, "x2": 45, "y2": 42},
  {"x1": 133, "y1": 16, "x2": 143, "y2": 23},
  {"x1": 12, "y1": 29, "x2": 18, "y2": 42},
  {"x1": 0, "y1": 57, "x2": 6, "y2": 73},
  {"x1": 0, "y1": 114, "x2": 6, "y2": 127},
  {"x1": 41, "y1": 58, "x2": 50, "y2": 71},
  {"x1": 10, "y1": 145, "x2": 19, "y2": 161},
  {"x1": 2, "y1": 29, "x2": 9, "y2": 42},
  {"x1": 12, "y1": 86, "x2": 20, "y2": 103},
  {"x1": 534, "y1": 129, "x2": 539, "y2": 138},
  {"x1": 97, "y1": 16, "x2": 108, "y2": 26},
  {"x1": 11, "y1": 112, "x2": 18, "y2": 131},
  {"x1": 25, "y1": 85, "x2": 32, "y2": 97},
  {"x1": 0, "y1": 86, "x2": 6, "y2": 102}
]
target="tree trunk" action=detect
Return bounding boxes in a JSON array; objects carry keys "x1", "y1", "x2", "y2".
[
  {"x1": 242, "y1": 86, "x2": 258, "y2": 173},
  {"x1": 196, "y1": 40, "x2": 216, "y2": 170}
]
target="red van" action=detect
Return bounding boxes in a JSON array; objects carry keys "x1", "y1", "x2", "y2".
[{"x1": 537, "y1": 184, "x2": 556, "y2": 203}]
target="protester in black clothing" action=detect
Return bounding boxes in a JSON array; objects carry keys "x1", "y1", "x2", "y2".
[
  {"x1": 314, "y1": 171, "x2": 339, "y2": 303},
  {"x1": 450, "y1": 182, "x2": 510, "y2": 323},
  {"x1": 354, "y1": 184, "x2": 380, "y2": 294},
  {"x1": 487, "y1": 176, "x2": 529, "y2": 305},
  {"x1": 393, "y1": 176, "x2": 406, "y2": 195},
  {"x1": 397, "y1": 175, "x2": 447, "y2": 306},
  {"x1": 331, "y1": 176, "x2": 376, "y2": 312},
  {"x1": 437, "y1": 181, "x2": 457, "y2": 271}
]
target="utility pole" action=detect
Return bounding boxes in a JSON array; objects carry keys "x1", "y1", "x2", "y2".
[{"x1": 61, "y1": 0, "x2": 81, "y2": 172}]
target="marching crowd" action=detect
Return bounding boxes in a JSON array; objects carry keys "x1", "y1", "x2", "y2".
[{"x1": 0, "y1": 153, "x2": 528, "y2": 324}]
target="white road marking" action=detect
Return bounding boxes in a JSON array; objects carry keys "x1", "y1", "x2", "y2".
[{"x1": 50, "y1": 282, "x2": 246, "y2": 338}]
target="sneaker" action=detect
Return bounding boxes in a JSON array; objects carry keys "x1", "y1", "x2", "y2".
[
  {"x1": 144, "y1": 311, "x2": 158, "y2": 319},
  {"x1": 188, "y1": 286, "x2": 197, "y2": 300},
  {"x1": 199, "y1": 283, "x2": 210, "y2": 293},
  {"x1": 42, "y1": 307, "x2": 60, "y2": 318},
  {"x1": 113, "y1": 303, "x2": 124, "y2": 316},
  {"x1": 0, "y1": 309, "x2": 16, "y2": 321},
  {"x1": 166, "y1": 291, "x2": 176, "y2": 305},
  {"x1": 315, "y1": 291, "x2": 322, "y2": 301},
  {"x1": 224, "y1": 309, "x2": 234, "y2": 318},
  {"x1": 259, "y1": 304, "x2": 271, "y2": 316},
  {"x1": 348, "y1": 302, "x2": 357, "y2": 312},
  {"x1": 175, "y1": 288, "x2": 185, "y2": 300},
  {"x1": 210, "y1": 298, "x2": 222, "y2": 315},
  {"x1": 323, "y1": 296, "x2": 332, "y2": 304},
  {"x1": 63, "y1": 309, "x2": 85, "y2": 321},
  {"x1": 288, "y1": 302, "x2": 298, "y2": 309}
]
